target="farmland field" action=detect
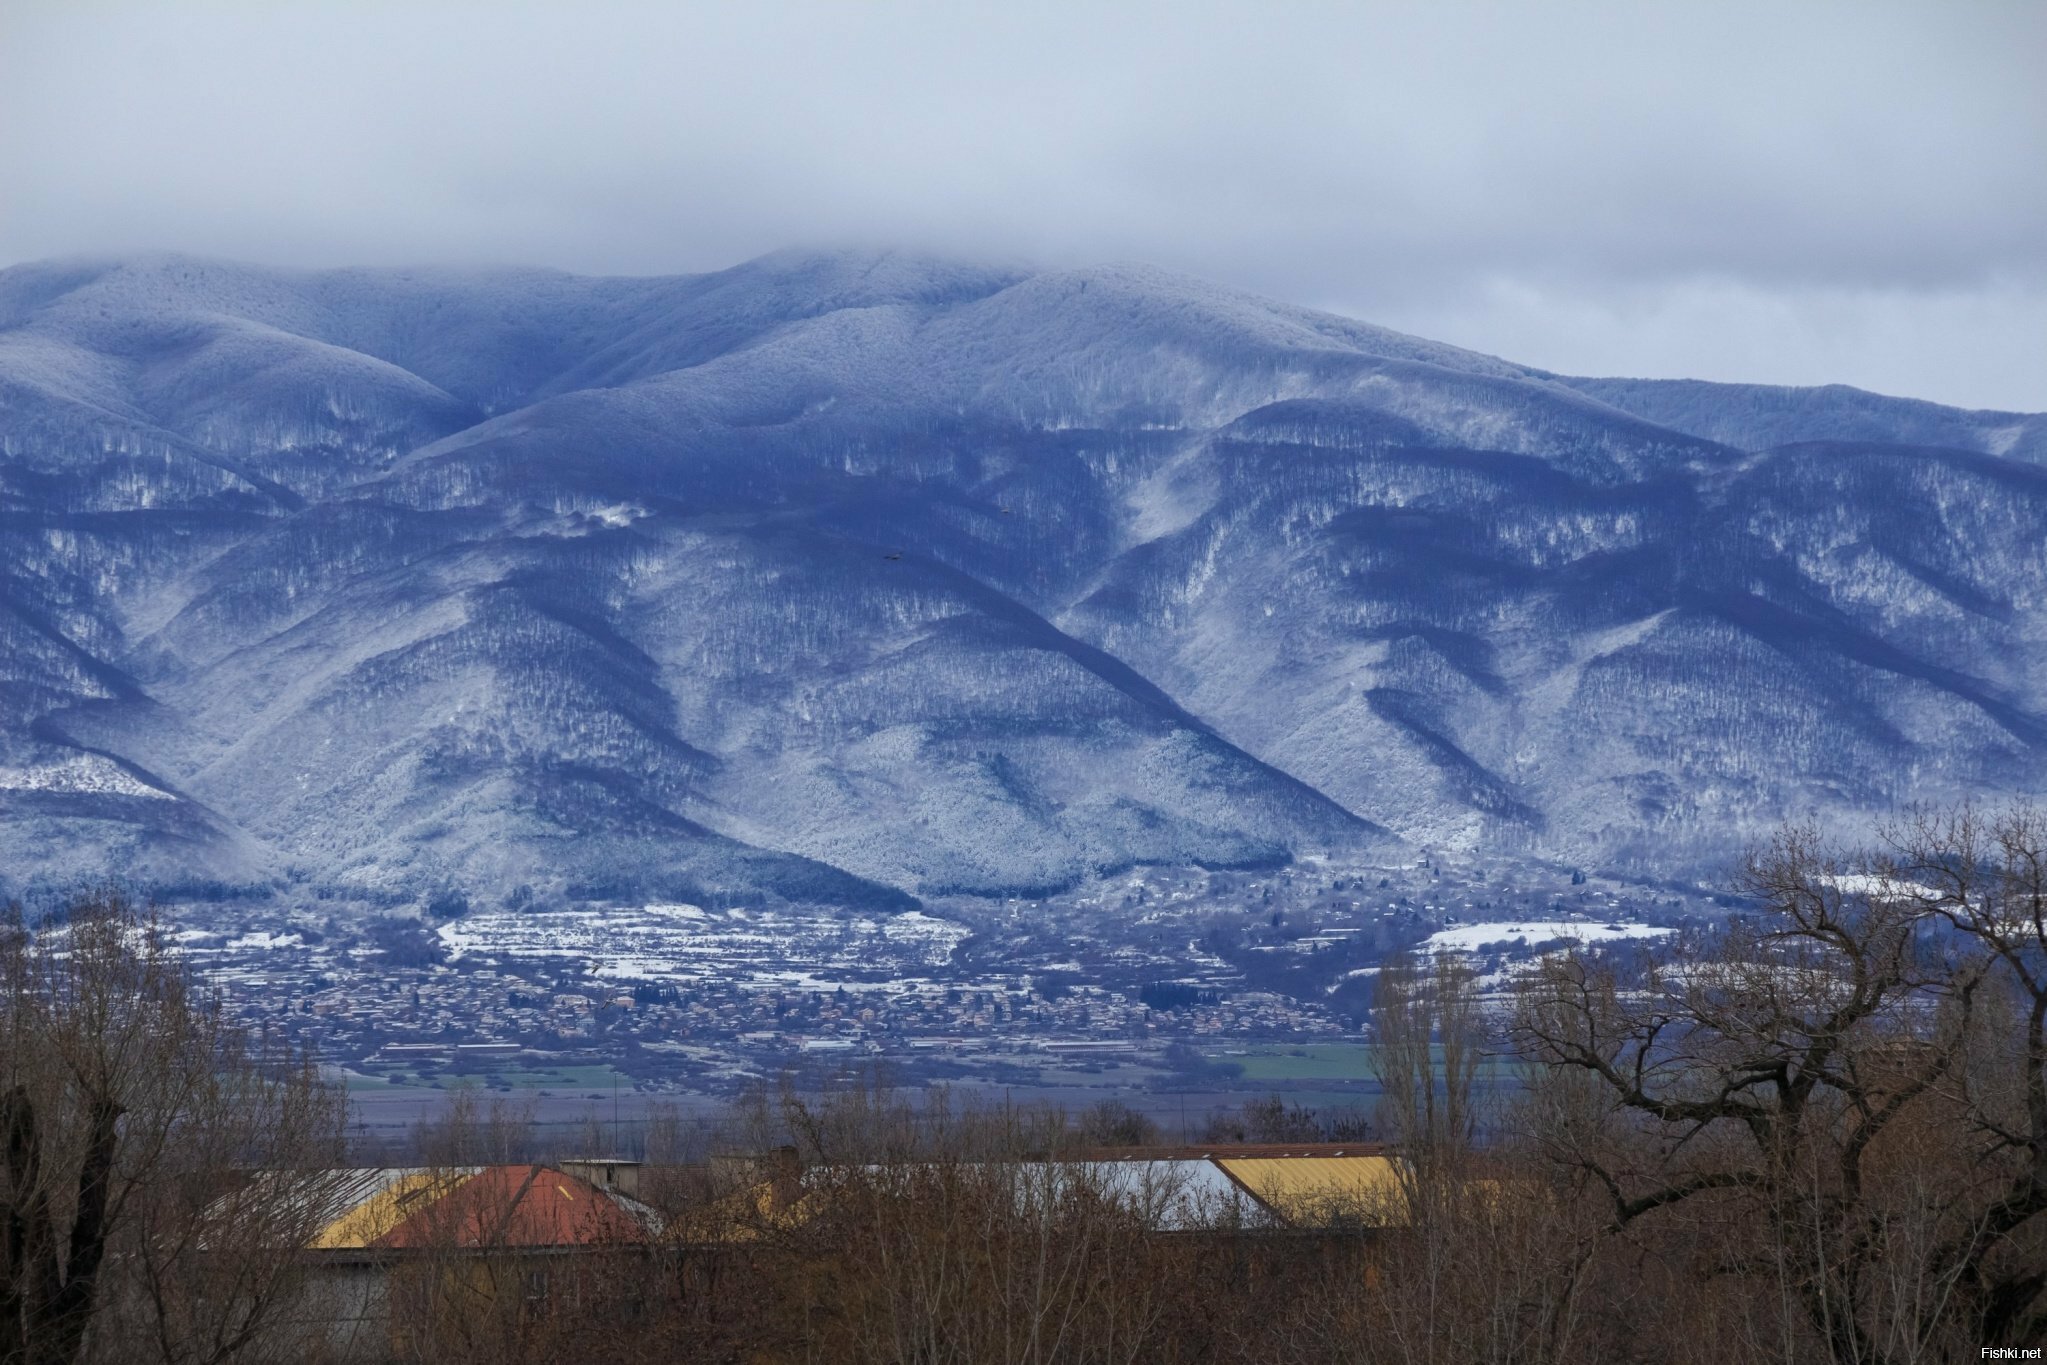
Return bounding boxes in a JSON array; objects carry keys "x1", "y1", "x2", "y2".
[{"x1": 1210, "y1": 1044, "x2": 1524, "y2": 1086}]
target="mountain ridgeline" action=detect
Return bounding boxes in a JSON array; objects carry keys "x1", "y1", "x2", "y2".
[{"x1": 3, "y1": 249, "x2": 2043, "y2": 908}]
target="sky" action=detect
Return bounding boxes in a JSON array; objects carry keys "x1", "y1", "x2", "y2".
[{"x1": 3, "y1": 1, "x2": 2043, "y2": 411}]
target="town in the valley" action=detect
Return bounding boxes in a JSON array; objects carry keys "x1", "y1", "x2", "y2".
[{"x1": 155, "y1": 855, "x2": 1714, "y2": 1120}]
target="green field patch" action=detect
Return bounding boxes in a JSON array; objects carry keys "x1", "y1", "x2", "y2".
[
  {"x1": 344, "y1": 1068, "x2": 442, "y2": 1092},
  {"x1": 483, "y1": 1064, "x2": 629, "y2": 1090},
  {"x1": 1213, "y1": 1044, "x2": 1521, "y2": 1085},
  {"x1": 1223, "y1": 1044, "x2": 1379, "y2": 1082},
  {"x1": 343, "y1": 1071, "x2": 401, "y2": 1092}
]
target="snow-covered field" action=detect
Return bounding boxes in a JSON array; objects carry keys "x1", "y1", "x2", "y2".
[
  {"x1": 436, "y1": 904, "x2": 970, "y2": 989},
  {"x1": 1422, "y1": 920, "x2": 1675, "y2": 954}
]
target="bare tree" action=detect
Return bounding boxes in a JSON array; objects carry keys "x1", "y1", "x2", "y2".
[
  {"x1": 1882, "y1": 803, "x2": 2047, "y2": 1345},
  {"x1": 1513, "y1": 824, "x2": 1986, "y2": 1362},
  {"x1": 409, "y1": 1088, "x2": 536, "y2": 1167},
  {"x1": 1202, "y1": 1095, "x2": 1324, "y2": 1144},
  {"x1": 0, "y1": 893, "x2": 344, "y2": 1365},
  {"x1": 1073, "y1": 1100, "x2": 1160, "y2": 1148},
  {"x1": 1371, "y1": 951, "x2": 1483, "y2": 1184}
]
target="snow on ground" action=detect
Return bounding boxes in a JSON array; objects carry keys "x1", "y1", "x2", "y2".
[
  {"x1": 1422, "y1": 920, "x2": 1675, "y2": 954},
  {"x1": 435, "y1": 903, "x2": 971, "y2": 988},
  {"x1": 0, "y1": 754, "x2": 174, "y2": 800},
  {"x1": 882, "y1": 911, "x2": 972, "y2": 946},
  {"x1": 227, "y1": 931, "x2": 302, "y2": 951},
  {"x1": 642, "y1": 902, "x2": 708, "y2": 920},
  {"x1": 1822, "y1": 874, "x2": 1945, "y2": 900}
]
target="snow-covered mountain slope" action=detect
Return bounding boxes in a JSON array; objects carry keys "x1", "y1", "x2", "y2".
[
  {"x1": 3, "y1": 249, "x2": 2042, "y2": 903},
  {"x1": 1557, "y1": 375, "x2": 2047, "y2": 464}
]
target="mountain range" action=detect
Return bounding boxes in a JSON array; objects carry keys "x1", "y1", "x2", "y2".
[{"x1": 3, "y1": 248, "x2": 2043, "y2": 909}]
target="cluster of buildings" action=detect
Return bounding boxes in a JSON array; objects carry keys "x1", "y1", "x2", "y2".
[
  {"x1": 223, "y1": 1143, "x2": 1414, "y2": 1361},
  {"x1": 162, "y1": 856, "x2": 1697, "y2": 1098}
]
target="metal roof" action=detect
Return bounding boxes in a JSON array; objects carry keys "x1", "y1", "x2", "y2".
[
  {"x1": 1072, "y1": 1159, "x2": 1273, "y2": 1230},
  {"x1": 308, "y1": 1169, "x2": 480, "y2": 1250},
  {"x1": 235, "y1": 1151, "x2": 1410, "y2": 1254},
  {"x1": 373, "y1": 1164, "x2": 655, "y2": 1248},
  {"x1": 240, "y1": 1165, "x2": 657, "y2": 1251},
  {"x1": 1213, "y1": 1156, "x2": 1407, "y2": 1225},
  {"x1": 701, "y1": 1151, "x2": 1410, "y2": 1235}
]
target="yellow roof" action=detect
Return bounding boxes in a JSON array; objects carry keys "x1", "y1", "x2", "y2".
[
  {"x1": 308, "y1": 1169, "x2": 479, "y2": 1249},
  {"x1": 1214, "y1": 1156, "x2": 1408, "y2": 1225}
]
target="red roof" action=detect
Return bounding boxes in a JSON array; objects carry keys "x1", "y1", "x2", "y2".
[{"x1": 372, "y1": 1165, "x2": 651, "y2": 1249}]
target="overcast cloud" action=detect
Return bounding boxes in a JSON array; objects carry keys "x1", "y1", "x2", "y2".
[{"x1": 3, "y1": 1, "x2": 2042, "y2": 409}]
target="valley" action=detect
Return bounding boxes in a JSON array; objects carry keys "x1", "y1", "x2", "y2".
[{"x1": 162, "y1": 853, "x2": 1708, "y2": 1118}]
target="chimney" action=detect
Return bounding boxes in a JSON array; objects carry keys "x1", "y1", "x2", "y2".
[{"x1": 558, "y1": 1158, "x2": 643, "y2": 1200}]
